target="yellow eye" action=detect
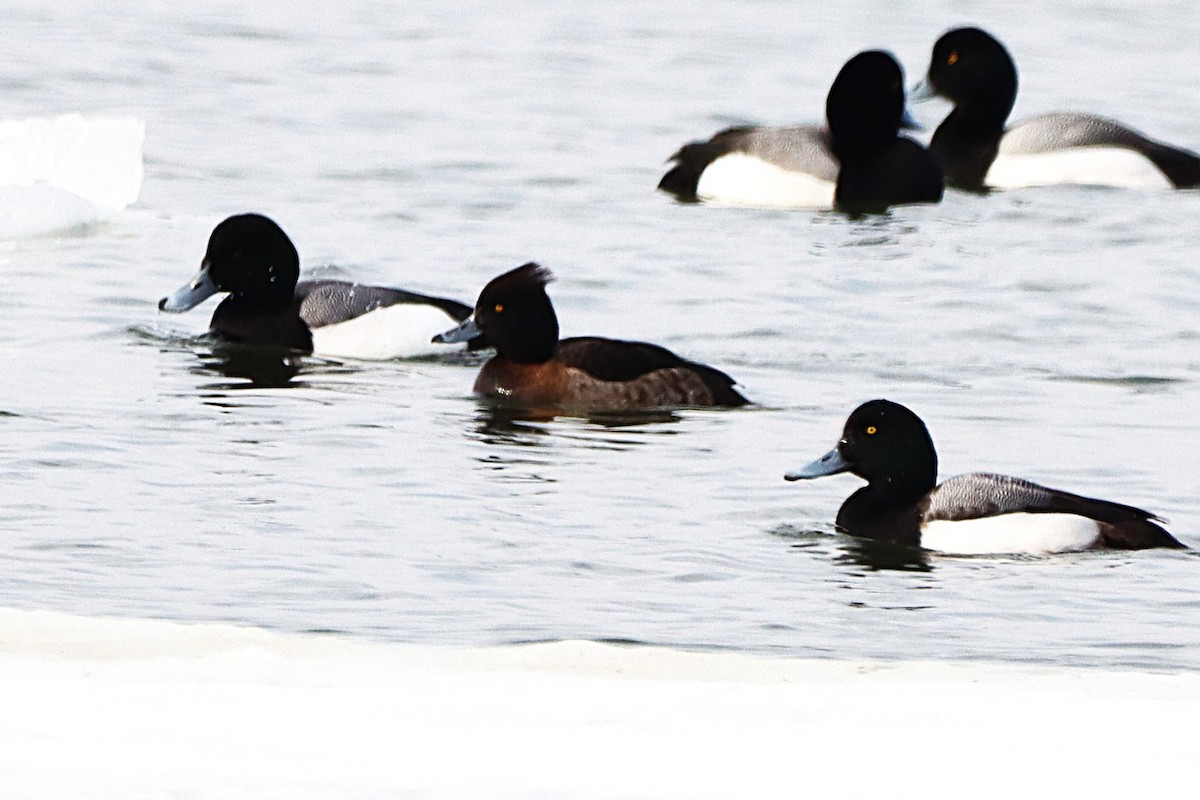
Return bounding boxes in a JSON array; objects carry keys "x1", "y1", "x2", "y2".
[
  {"x1": 948, "y1": 51, "x2": 959, "y2": 65},
  {"x1": 494, "y1": 303, "x2": 504, "y2": 313},
  {"x1": 866, "y1": 426, "x2": 878, "y2": 435}
]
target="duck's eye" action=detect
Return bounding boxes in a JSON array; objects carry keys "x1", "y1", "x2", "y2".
[
  {"x1": 865, "y1": 425, "x2": 878, "y2": 435},
  {"x1": 494, "y1": 303, "x2": 504, "y2": 313},
  {"x1": 947, "y1": 51, "x2": 959, "y2": 66}
]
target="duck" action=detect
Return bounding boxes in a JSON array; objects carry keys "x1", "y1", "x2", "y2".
[
  {"x1": 913, "y1": 26, "x2": 1200, "y2": 191},
  {"x1": 158, "y1": 213, "x2": 480, "y2": 359},
  {"x1": 785, "y1": 399, "x2": 1186, "y2": 554},
  {"x1": 658, "y1": 50, "x2": 944, "y2": 212},
  {"x1": 432, "y1": 263, "x2": 749, "y2": 411}
]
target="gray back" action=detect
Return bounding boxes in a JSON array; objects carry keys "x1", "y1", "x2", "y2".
[
  {"x1": 736, "y1": 125, "x2": 839, "y2": 179},
  {"x1": 296, "y1": 280, "x2": 471, "y2": 329},
  {"x1": 1000, "y1": 112, "x2": 1153, "y2": 155},
  {"x1": 922, "y1": 472, "x2": 1056, "y2": 522}
]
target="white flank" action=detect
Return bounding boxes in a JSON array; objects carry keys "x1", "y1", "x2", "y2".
[
  {"x1": 695, "y1": 152, "x2": 836, "y2": 209},
  {"x1": 920, "y1": 513, "x2": 1102, "y2": 555},
  {"x1": 986, "y1": 147, "x2": 1171, "y2": 190},
  {"x1": 310, "y1": 303, "x2": 462, "y2": 360}
]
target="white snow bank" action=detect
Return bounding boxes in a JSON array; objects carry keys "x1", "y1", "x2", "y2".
[
  {"x1": 0, "y1": 608, "x2": 1194, "y2": 800},
  {"x1": 0, "y1": 114, "x2": 144, "y2": 237}
]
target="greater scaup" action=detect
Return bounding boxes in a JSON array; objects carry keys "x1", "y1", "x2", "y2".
[
  {"x1": 433, "y1": 263, "x2": 750, "y2": 411},
  {"x1": 659, "y1": 50, "x2": 944, "y2": 212},
  {"x1": 914, "y1": 27, "x2": 1200, "y2": 190},
  {"x1": 785, "y1": 399, "x2": 1185, "y2": 554},
  {"x1": 158, "y1": 213, "x2": 479, "y2": 359}
]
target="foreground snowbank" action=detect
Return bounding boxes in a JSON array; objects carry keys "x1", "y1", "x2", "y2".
[
  {"x1": 0, "y1": 114, "x2": 144, "y2": 237},
  {"x1": 0, "y1": 608, "x2": 1193, "y2": 799}
]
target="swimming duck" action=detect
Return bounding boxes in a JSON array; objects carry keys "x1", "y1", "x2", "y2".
[
  {"x1": 433, "y1": 263, "x2": 749, "y2": 411},
  {"x1": 158, "y1": 213, "x2": 478, "y2": 359},
  {"x1": 914, "y1": 27, "x2": 1200, "y2": 190},
  {"x1": 659, "y1": 50, "x2": 943, "y2": 212},
  {"x1": 786, "y1": 399, "x2": 1185, "y2": 553}
]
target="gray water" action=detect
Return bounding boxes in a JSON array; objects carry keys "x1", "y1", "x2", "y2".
[{"x1": 2, "y1": 0, "x2": 1199, "y2": 671}]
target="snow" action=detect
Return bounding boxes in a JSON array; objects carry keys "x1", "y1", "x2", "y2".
[
  {"x1": 0, "y1": 608, "x2": 1194, "y2": 799},
  {"x1": 0, "y1": 114, "x2": 144, "y2": 237}
]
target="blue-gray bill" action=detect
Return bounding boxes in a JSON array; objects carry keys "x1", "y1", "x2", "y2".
[
  {"x1": 907, "y1": 78, "x2": 937, "y2": 104},
  {"x1": 432, "y1": 315, "x2": 482, "y2": 344},
  {"x1": 159, "y1": 263, "x2": 219, "y2": 312},
  {"x1": 784, "y1": 447, "x2": 851, "y2": 481}
]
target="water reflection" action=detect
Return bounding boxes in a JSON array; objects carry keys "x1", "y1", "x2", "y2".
[
  {"x1": 190, "y1": 344, "x2": 306, "y2": 390},
  {"x1": 133, "y1": 322, "x2": 311, "y2": 392},
  {"x1": 473, "y1": 404, "x2": 557, "y2": 447},
  {"x1": 471, "y1": 401, "x2": 685, "y2": 446},
  {"x1": 772, "y1": 523, "x2": 933, "y2": 573},
  {"x1": 586, "y1": 408, "x2": 684, "y2": 428},
  {"x1": 834, "y1": 538, "x2": 933, "y2": 573},
  {"x1": 807, "y1": 209, "x2": 922, "y2": 250}
]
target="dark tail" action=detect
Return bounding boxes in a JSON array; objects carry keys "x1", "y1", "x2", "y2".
[
  {"x1": 1037, "y1": 486, "x2": 1187, "y2": 550},
  {"x1": 685, "y1": 359, "x2": 751, "y2": 407},
  {"x1": 658, "y1": 127, "x2": 757, "y2": 201},
  {"x1": 1141, "y1": 138, "x2": 1200, "y2": 188},
  {"x1": 1098, "y1": 518, "x2": 1187, "y2": 550},
  {"x1": 657, "y1": 143, "x2": 718, "y2": 201}
]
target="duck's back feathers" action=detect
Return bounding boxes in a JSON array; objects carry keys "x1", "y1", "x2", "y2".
[
  {"x1": 296, "y1": 280, "x2": 472, "y2": 329},
  {"x1": 714, "y1": 126, "x2": 837, "y2": 176},
  {"x1": 922, "y1": 473, "x2": 1061, "y2": 521},
  {"x1": 923, "y1": 473, "x2": 1185, "y2": 550},
  {"x1": 1000, "y1": 113, "x2": 1200, "y2": 188},
  {"x1": 557, "y1": 337, "x2": 749, "y2": 407},
  {"x1": 557, "y1": 337, "x2": 713, "y2": 381},
  {"x1": 658, "y1": 125, "x2": 837, "y2": 201}
]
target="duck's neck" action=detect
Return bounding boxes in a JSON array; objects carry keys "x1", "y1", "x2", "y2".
[
  {"x1": 940, "y1": 71, "x2": 1017, "y2": 137},
  {"x1": 838, "y1": 465, "x2": 935, "y2": 545},
  {"x1": 228, "y1": 285, "x2": 295, "y2": 314},
  {"x1": 211, "y1": 294, "x2": 312, "y2": 351},
  {"x1": 865, "y1": 449, "x2": 938, "y2": 505},
  {"x1": 930, "y1": 108, "x2": 1007, "y2": 189},
  {"x1": 501, "y1": 332, "x2": 557, "y2": 364},
  {"x1": 837, "y1": 489, "x2": 924, "y2": 544}
]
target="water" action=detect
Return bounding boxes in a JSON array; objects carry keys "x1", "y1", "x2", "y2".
[{"x1": 2, "y1": 0, "x2": 1199, "y2": 672}]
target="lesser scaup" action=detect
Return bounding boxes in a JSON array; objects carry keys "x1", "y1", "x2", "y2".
[
  {"x1": 658, "y1": 50, "x2": 944, "y2": 212},
  {"x1": 914, "y1": 27, "x2": 1200, "y2": 190},
  {"x1": 432, "y1": 263, "x2": 750, "y2": 411},
  {"x1": 158, "y1": 213, "x2": 479, "y2": 359},
  {"x1": 785, "y1": 400, "x2": 1185, "y2": 554}
]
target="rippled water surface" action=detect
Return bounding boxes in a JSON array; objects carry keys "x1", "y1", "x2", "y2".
[{"x1": 2, "y1": 0, "x2": 1199, "y2": 670}]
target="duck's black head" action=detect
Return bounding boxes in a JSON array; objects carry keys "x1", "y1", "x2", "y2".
[
  {"x1": 787, "y1": 399, "x2": 938, "y2": 499},
  {"x1": 470, "y1": 262, "x2": 560, "y2": 363},
  {"x1": 924, "y1": 27, "x2": 1018, "y2": 123},
  {"x1": 825, "y1": 50, "x2": 907, "y2": 157},
  {"x1": 203, "y1": 214, "x2": 301, "y2": 303},
  {"x1": 838, "y1": 400, "x2": 938, "y2": 489},
  {"x1": 159, "y1": 213, "x2": 301, "y2": 314}
]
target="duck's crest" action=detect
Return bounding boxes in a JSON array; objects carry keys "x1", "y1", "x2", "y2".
[{"x1": 486, "y1": 262, "x2": 555, "y2": 296}]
